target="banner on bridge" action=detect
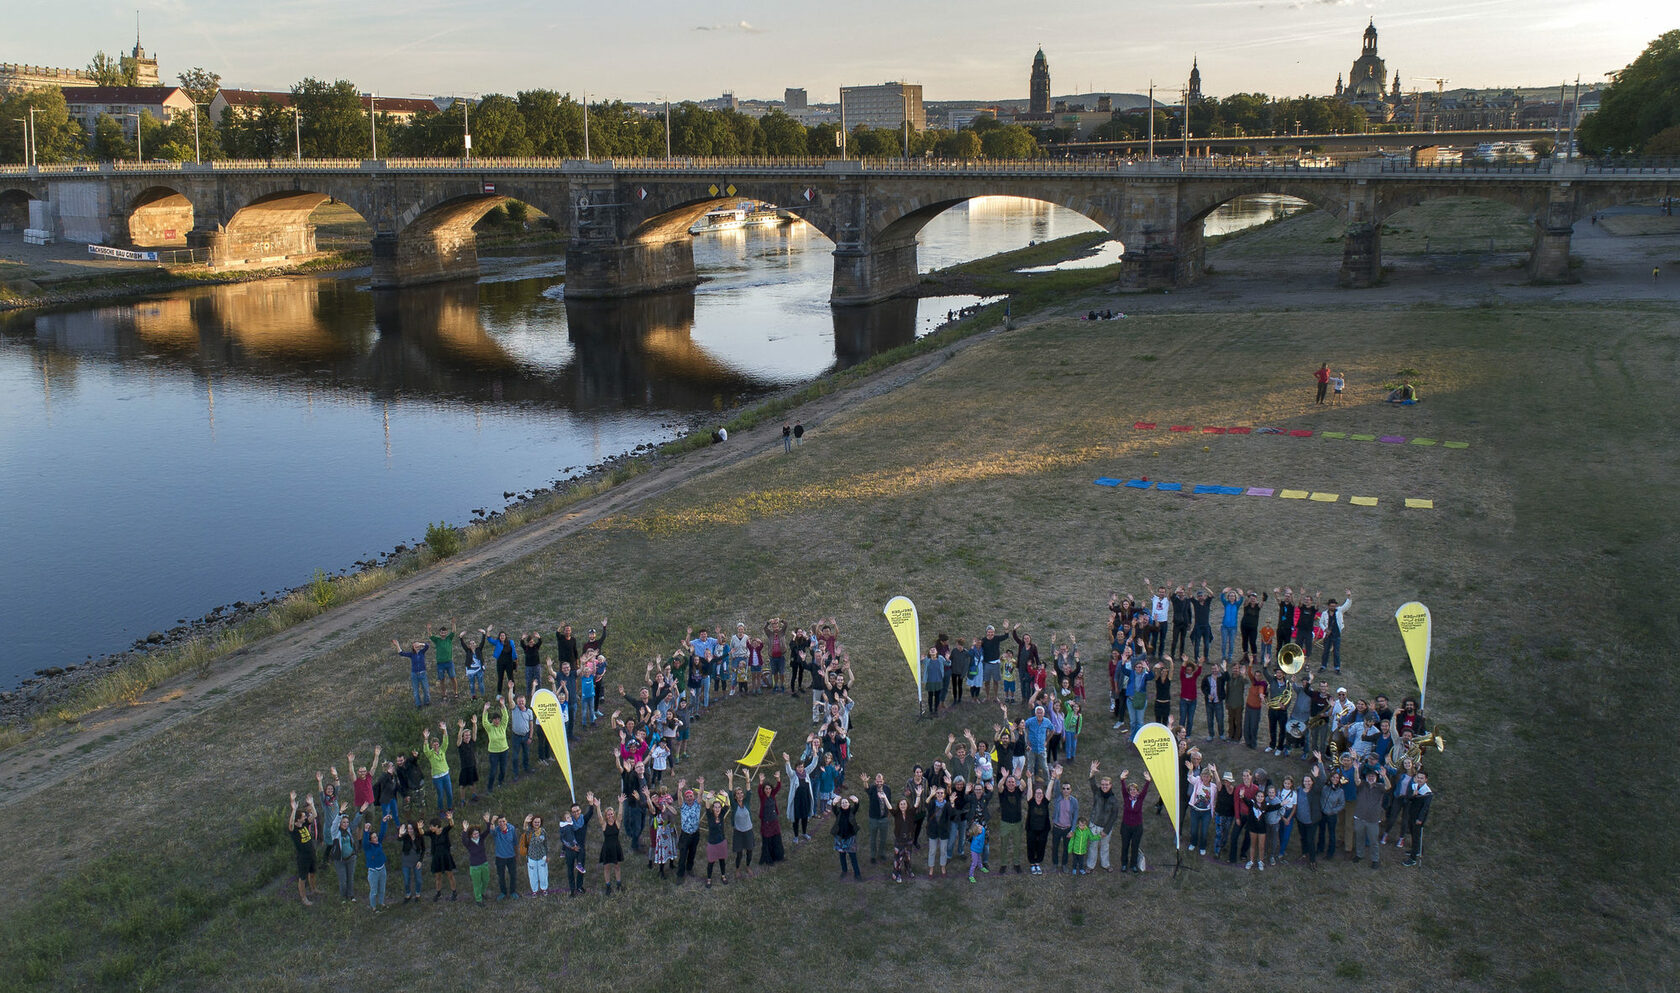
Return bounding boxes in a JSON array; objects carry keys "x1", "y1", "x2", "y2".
[{"x1": 88, "y1": 244, "x2": 159, "y2": 261}]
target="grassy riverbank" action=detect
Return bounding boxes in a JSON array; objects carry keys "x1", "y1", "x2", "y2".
[{"x1": 1, "y1": 286, "x2": 1674, "y2": 991}]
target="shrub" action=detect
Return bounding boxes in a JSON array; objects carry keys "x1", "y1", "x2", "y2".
[{"x1": 425, "y1": 521, "x2": 461, "y2": 559}]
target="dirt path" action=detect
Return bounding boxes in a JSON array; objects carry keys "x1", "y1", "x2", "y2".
[{"x1": 0, "y1": 320, "x2": 1007, "y2": 806}]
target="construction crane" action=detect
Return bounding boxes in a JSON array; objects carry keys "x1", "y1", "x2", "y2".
[{"x1": 1414, "y1": 77, "x2": 1450, "y2": 132}]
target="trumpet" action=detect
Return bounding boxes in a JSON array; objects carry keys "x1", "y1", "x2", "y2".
[{"x1": 1278, "y1": 643, "x2": 1305, "y2": 674}]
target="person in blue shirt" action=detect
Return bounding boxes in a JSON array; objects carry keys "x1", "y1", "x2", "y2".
[
  {"x1": 360, "y1": 811, "x2": 392, "y2": 911},
  {"x1": 392, "y1": 639, "x2": 430, "y2": 708},
  {"x1": 487, "y1": 814, "x2": 520, "y2": 899},
  {"x1": 1022, "y1": 704, "x2": 1051, "y2": 780},
  {"x1": 1218, "y1": 587, "x2": 1244, "y2": 664},
  {"x1": 688, "y1": 627, "x2": 720, "y2": 710}
]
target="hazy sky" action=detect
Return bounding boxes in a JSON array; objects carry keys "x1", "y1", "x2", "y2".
[{"x1": 11, "y1": 0, "x2": 1670, "y2": 102}]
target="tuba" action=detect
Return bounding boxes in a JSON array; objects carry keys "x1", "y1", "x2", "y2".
[
  {"x1": 1269, "y1": 683, "x2": 1295, "y2": 712},
  {"x1": 1278, "y1": 643, "x2": 1305, "y2": 674}
]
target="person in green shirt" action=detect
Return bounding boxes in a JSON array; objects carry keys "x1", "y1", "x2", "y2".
[
  {"x1": 427, "y1": 621, "x2": 458, "y2": 702},
  {"x1": 1067, "y1": 817, "x2": 1095, "y2": 875},
  {"x1": 421, "y1": 723, "x2": 453, "y2": 812},
  {"x1": 482, "y1": 696, "x2": 510, "y2": 794}
]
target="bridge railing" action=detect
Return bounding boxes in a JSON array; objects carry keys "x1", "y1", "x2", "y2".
[{"x1": 3, "y1": 156, "x2": 1676, "y2": 179}]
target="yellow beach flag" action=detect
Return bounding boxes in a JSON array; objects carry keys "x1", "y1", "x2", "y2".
[
  {"x1": 882, "y1": 595, "x2": 922, "y2": 700},
  {"x1": 1394, "y1": 601, "x2": 1432, "y2": 709},
  {"x1": 1132, "y1": 723, "x2": 1181, "y2": 849},
  {"x1": 531, "y1": 688, "x2": 575, "y2": 802},
  {"x1": 736, "y1": 727, "x2": 776, "y2": 767}
]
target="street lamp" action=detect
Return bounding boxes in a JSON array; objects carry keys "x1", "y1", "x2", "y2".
[
  {"x1": 366, "y1": 93, "x2": 379, "y2": 160},
  {"x1": 11, "y1": 117, "x2": 30, "y2": 169},
  {"x1": 191, "y1": 102, "x2": 206, "y2": 163},
  {"x1": 293, "y1": 106, "x2": 302, "y2": 161}
]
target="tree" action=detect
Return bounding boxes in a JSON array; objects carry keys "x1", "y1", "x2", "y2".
[
  {"x1": 1579, "y1": 31, "x2": 1680, "y2": 155},
  {"x1": 516, "y1": 89, "x2": 581, "y2": 157},
  {"x1": 468, "y1": 95, "x2": 531, "y2": 156},
  {"x1": 937, "y1": 130, "x2": 982, "y2": 158},
  {"x1": 1530, "y1": 136, "x2": 1557, "y2": 159},
  {"x1": 0, "y1": 87, "x2": 84, "y2": 164},
  {"x1": 760, "y1": 110, "x2": 807, "y2": 156},
  {"x1": 220, "y1": 99, "x2": 289, "y2": 160},
  {"x1": 1645, "y1": 124, "x2": 1680, "y2": 156},
  {"x1": 87, "y1": 51, "x2": 136, "y2": 87},
  {"x1": 292, "y1": 78, "x2": 368, "y2": 157},
  {"x1": 980, "y1": 123, "x2": 1039, "y2": 158},
  {"x1": 90, "y1": 113, "x2": 135, "y2": 161},
  {"x1": 177, "y1": 67, "x2": 222, "y2": 106}
]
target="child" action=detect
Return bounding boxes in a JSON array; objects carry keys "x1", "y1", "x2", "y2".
[
  {"x1": 967, "y1": 820, "x2": 987, "y2": 882},
  {"x1": 1259, "y1": 624, "x2": 1276, "y2": 667},
  {"x1": 1068, "y1": 817, "x2": 1095, "y2": 875},
  {"x1": 1329, "y1": 371, "x2": 1345, "y2": 404},
  {"x1": 1001, "y1": 652, "x2": 1019, "y2": 704},
  {"x1": 649, "y1": 740, "x2": 671, "y2": 785}
]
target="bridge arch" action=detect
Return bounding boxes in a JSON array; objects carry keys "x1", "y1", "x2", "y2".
[
  {"x1": 128, "y1": 185, "x2": 195, "y2": 248},
  {"x1": 0, "y1": 187, "x2": 39, "y2": 233},
  {"x1": 627, "y1": 196, "x2": 833, "y2": 246},
  {"x1": 374, "y1": 192, "x2": 562, "y2": 289},
  {"x1": 871, "y1": 190, "x2": 1121, "y2": 249}
]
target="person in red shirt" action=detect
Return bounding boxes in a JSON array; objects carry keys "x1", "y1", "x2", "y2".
[
  {"x1": 1177, "y1": 656, "x2": 1203, "y2": 730},
  {"x1": 1315, "y1": 362, "x2": 1330, "y2": 404},
  {"x1": 1117, "y1": 768, "x2": 1152, "y2": 873}
]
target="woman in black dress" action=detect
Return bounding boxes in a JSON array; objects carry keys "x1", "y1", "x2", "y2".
[
  {"x1": 595, "y1": 794, "x2": 624, "y2": 894},
  {"x1": 456, "y1": 716, "x2": 480, "y2": 805},
  {"x1": 757, "y1": 771, "x2": 784, "y2": 866},
  {"x1": 831, "y1": 794, "x2": 861, "y2": 880},
  {"x1": 427, "y1": 811, "x2": 458, "y2": 901},
  {"x1": 1025, "y1": 784, "x2": 1051, "y2": 875},
  {"x1": 703, "y1": 795, "x2": 730, "y2": 887},
  {"x1": 1152, "y1": 662, "x2": 1173, "y2": 727}
]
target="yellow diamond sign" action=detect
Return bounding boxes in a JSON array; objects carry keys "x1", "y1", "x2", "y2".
[
  {"x1": 708, "y1": 184, "x2": 719, "y2": 196},
  {"x1": 725, "y1": 184, "x2": 737, "y2": 196}
]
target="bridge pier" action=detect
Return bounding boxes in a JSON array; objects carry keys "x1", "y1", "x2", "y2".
[
  {"x1": 370, "y1": 229, "x2": 480, "y2": 289},
  {"x1": 831, "y1": 238, "x2": 920, "y2": 306},
  {"x1": 562, "y1": 236, "x2": 698, "y2": 299},
  {"x1": 1529, "y1": 184, "x2": 1576, "y2": 283},
  {"x1": 1338, "y1": 183, "x2": 1383, "y2": 288},
  {"x1": 1116, "y1": 183, "x2": 1198, "y2": 290}
]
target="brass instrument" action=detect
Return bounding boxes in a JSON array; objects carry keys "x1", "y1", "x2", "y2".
[
  {"x1": 1404, "y1": 730, "x2": 1446, "y2": 769},
  {"x1": 1278, "y1": 643, "x2": 1305, "y2": 674},
  {"x1": 1268, "y1": 684, "x2": 1295, "y2": 711}
]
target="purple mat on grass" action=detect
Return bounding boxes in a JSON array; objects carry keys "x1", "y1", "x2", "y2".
[
  {"x1": 1379, "y1": 435, "x2": 1407, "y2": 444},
  {"x1": 1246, "y1": 487, "x2": 1275, "y2": 496}
]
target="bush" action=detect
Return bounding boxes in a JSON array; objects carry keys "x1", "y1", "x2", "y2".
[
  {"x1": 425, "y1": 521, "x2": 461, "y2": 559},
  {"x1": 307, "y1": 569, "x2": 337, "y2": 610}
]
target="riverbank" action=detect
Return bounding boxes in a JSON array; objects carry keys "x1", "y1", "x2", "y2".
[{"x1": 0, "y1": 235, "x2": 1063, "y2": 735}]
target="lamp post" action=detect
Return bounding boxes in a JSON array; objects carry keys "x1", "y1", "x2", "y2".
[
  {"x1": 461, "y1": 97, "x2": 472, "y2": 160},
  {"x1": 582, "y1": 91, "x2": 590, "y2": 160},
  {"x1": 27, "y1": 106, "x2": 38, "y2": 169},
  {"x1": 192, "y1": 102, "x2": 205, "y2": 163},
  {"x1": 293, "y1": 106, "x2": 302, "y2": 161},
  {"x1": 665, "y1": 99, "x2": 671, "y2": 161},
  {"x1": 368, "y1": 93, "x2": 379, "y2": 160}
]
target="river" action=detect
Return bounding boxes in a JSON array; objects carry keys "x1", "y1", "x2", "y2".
[{"x1": 0, "y1": 194, "x2": 1299, "y2": 684}]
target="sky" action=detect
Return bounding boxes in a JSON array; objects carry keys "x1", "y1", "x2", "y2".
[{"x1": 9, "y1": 0, "x2": 1671, "y2": 103}]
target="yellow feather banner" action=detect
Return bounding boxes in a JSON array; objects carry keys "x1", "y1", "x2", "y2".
[{"x1": 882, "y1": 595, "x2": 922, "y2": 700}]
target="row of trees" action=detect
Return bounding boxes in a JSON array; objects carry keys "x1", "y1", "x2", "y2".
[
  {"x1": 1578, "y1": 30, "x2": 1680, "y2": 156},
  {"x1": 1083, "y1": 93, "x2": 1373, "y2": 143}
]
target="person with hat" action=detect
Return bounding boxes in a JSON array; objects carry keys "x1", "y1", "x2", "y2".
[
  {"x1": 1351, "y1": 766, "x2": 1391, "y2": 866},
  {"x1": 1319, "y1": 590, "x2": 1352, "y2": 672}
]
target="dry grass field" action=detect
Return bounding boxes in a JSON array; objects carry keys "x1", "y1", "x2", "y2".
[{"x1": 2, "y1": 204, "x2": 1677, "y2": 991}]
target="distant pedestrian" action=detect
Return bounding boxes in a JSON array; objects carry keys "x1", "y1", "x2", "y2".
[
  {"x1": 793, "y1": 423, "x2": 804, "y2": 445},
  {"x1": 782, "y1": 422, "x2": 792, "y2": 453},
  {"x1": 1314, "y1": 363, "x2": 1330, "y2": 405},
  {"x1": 1655, "y1": 266, "x2": 1661, "y2": 281}
]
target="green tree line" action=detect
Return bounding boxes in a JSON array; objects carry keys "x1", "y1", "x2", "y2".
[{"x1": 1578, "y1": 30, "x2": 1680, "y2": 156}]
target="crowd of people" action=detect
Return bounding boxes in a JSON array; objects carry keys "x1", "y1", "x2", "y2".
[{"x1": 285, "y1": 586, "x2": 1440, "y2": 910}]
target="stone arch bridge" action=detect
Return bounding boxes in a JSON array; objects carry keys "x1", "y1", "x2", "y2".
[{"x1": 2, "y1": 158, "x2": 1673, "y2": 304}]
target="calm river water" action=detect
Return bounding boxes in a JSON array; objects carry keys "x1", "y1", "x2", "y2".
[{"x1": 0, "y1": 194, "x2": 1298, "y2": 683}]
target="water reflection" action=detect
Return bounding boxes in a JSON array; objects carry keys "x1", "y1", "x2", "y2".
[{"x1": 9, "y1": 276, "x2": 953, "y2": 416}]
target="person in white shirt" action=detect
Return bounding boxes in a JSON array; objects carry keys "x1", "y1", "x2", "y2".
[{"x1": 1318, "y1": 591, "x2": 1353, "y2": 673}]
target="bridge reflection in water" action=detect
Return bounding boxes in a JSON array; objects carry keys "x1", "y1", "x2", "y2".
[{"x1": 15, "y1": 272, "x2": 961, "y2": 416}]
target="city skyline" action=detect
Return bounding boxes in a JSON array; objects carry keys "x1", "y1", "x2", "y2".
[{"x1": 4, "y1": 0, "x2": 1668, "y2": 104}]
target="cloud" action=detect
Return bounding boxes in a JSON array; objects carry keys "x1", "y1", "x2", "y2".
[{"x1": 694, "y1": 20, "x2": 762, "y2": 33}]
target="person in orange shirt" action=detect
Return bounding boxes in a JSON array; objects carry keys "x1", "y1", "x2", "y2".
[{"x1": 1259, "y1": 623, "x2": 1276, "y2": 667}]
